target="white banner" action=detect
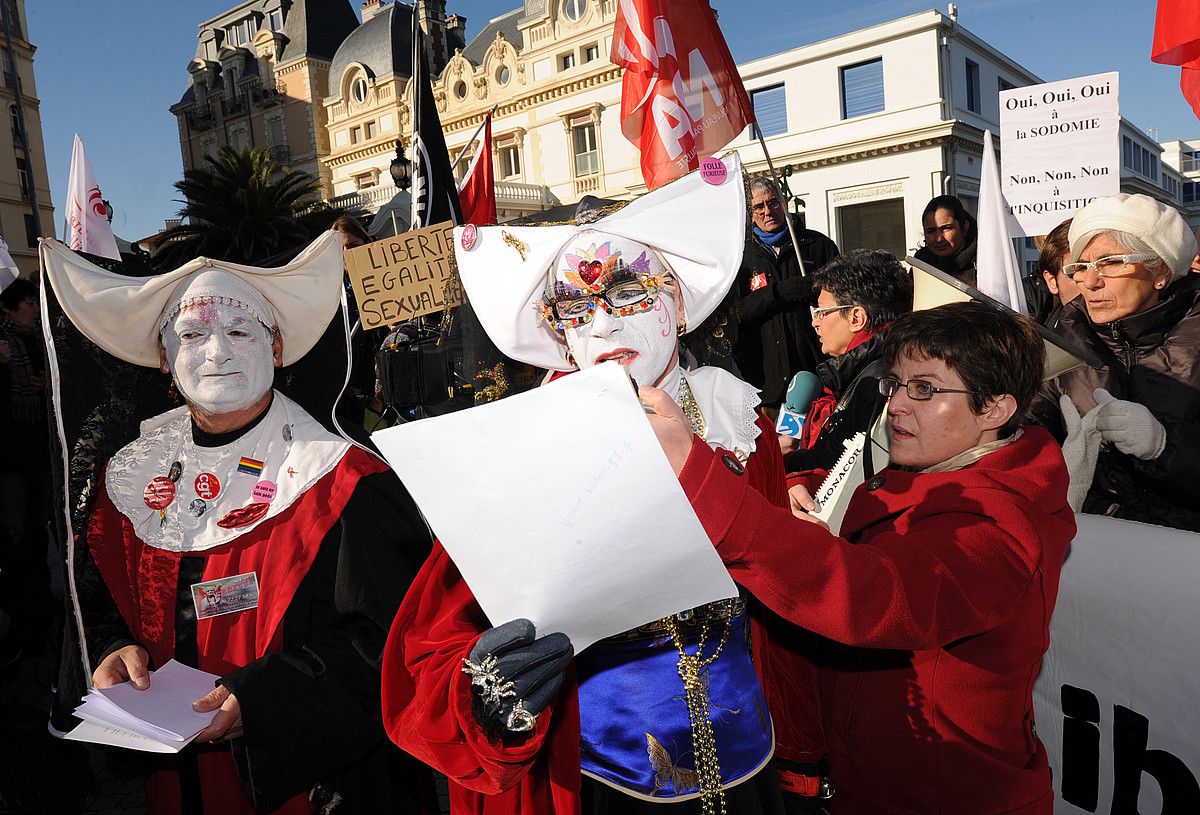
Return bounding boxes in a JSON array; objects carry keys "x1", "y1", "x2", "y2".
[
  {"x1": 1000, "y1": 72, "x2": 1120, "y2": 237},
  {"x1": 1034, "y1": 514, "x2": 1200, "y2": 813}
]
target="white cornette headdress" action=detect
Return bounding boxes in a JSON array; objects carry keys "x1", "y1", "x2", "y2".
[
  {"x1": 454, "y1": 153, "x2": 747, "y2": 371},
  {"x1": 40, "y1": 230, "x2": 344, "y2": 367}
]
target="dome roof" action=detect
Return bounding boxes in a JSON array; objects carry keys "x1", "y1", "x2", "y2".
[{"x1": 329, "y1": 2, "x2": 415, "y2": 89}]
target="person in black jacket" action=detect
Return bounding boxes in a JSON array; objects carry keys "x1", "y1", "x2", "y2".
[
  {"x1": 782, "y1": 250, "x2": 912, "y2": 514},
  {"x1": 735, "y1": 177, "x2": 839, "y2": 408},
  {"x1": 1034, "y1": 194, "x2": 1200, "y2": 532}
]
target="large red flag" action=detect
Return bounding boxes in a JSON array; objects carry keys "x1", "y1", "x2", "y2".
[
  {"x1": 456, "y1": 113, "x2": 496, "y2": 226},
  {"x1": 1152, "y1": 0, "x2": 1200, "y2": 119},
  {"x1": 611, "y1": 0, "x2": 754, "y2": 190}
]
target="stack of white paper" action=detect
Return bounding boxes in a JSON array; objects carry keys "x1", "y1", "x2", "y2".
[{"x1": 65, "y1": 660, "x2": 221, "y2": 753}]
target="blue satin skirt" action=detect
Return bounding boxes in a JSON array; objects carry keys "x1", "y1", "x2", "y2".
[{"x1": 576, "y1": 603, "x2": 774, "y2": 801}]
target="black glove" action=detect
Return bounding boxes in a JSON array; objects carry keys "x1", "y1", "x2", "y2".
[
  {"x1": 776, "y1": 275, "x2": 813, "y2": 305},
  {"x1": 463, "y1": 619, "x2": 573, "y2": 737}
]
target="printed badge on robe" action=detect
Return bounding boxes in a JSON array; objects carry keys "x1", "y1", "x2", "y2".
[
  {"x1": 749, "y1": 272, "x2": 768, "y2": 291},
  {"x1": 191, "y1": 572, "x2": 259, "y2": 620}
]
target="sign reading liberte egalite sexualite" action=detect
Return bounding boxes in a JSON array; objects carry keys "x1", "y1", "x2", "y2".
[
  {"x1": 1000, "y1": 72, "x2": 1120, "y2": 237},
  {"x1": 344, "y1": 220, "x2": 463, "y2": 328}
]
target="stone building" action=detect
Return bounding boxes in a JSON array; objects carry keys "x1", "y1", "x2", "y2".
[{"x1": 0, "y1": 0, "x2": 53, "y2": 277}]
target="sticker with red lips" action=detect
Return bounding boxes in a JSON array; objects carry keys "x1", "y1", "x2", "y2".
[{"x1": 216, "y1": 502, "x2": 271, "y2": 529}]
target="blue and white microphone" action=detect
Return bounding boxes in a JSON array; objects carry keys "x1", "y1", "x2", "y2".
[{"x1": 775, "y1": 371, "x2": 823, "y2": 438}]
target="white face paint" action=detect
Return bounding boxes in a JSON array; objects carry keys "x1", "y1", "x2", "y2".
[
  {"x1": 562, "y1": 281, "x2": 680, "y2": 388},
  {"x1": 161, "y1": 302, "x2": 276, "y2": 416}
]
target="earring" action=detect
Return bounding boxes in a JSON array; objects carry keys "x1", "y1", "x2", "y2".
[{"x1": 677, "y1": 322, "x2": 686, "y2": 337}]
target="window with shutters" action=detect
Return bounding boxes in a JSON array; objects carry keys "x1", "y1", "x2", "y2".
[
  {"x1": 572, "y1": 122, "x2": 598, "y2": 177},
  {"x1": 840, "y1": 58, "x2": 884, "y2": 119},
  {"x1": 750, "y1": 85, "x2": 786, "y2": 139}
]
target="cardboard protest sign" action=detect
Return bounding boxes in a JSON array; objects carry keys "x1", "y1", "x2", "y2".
[
  {"x1": 344, "y1": 220, "x2": 462, "y2": 328},
  {"x1": 1000, "y1": 72, "x2": 1120, "y2": 236}
]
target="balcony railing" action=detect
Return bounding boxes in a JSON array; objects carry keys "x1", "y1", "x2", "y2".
[
  {"x1": 223, "y1": 94, "x2": 246, "y2": 117},
  {"x1": 268, "y1": 144, "x2": 290, "y2": 165},
  {"x1": 250, "y1": 80, "x2": 281, "y2": 107},
  {"x1": 327, "y1": 180, "x2": 557, "y2": 217},
  {"x1": 1182, "y1": 155, "x2": 1200, "y2": 173},
  {"x1": 185, "y1": 106, "x2": 214, "y2": 131}
]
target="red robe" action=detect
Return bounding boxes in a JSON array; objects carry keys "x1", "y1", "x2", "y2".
[
  {"x1": 86, "y1": 449, "x2": 388, "y2": 815},
  {"x1": 381, "y1": 413, "x2": 823, "y2": 813},
  {"x1": 678, "y1": 427, "x2": 1075, "y2": 814}
]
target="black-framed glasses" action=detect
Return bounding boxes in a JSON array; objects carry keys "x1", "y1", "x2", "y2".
[{"x1": 878, "y1": 376, "x2": 974, "y2": 401}]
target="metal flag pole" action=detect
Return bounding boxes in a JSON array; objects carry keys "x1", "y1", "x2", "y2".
[
  {"x1": 753, "y1": 128, "x2": 807, "y2": 276},
  {"x1": 450, "y1": 104, "x2": 498, "y2": 173}
]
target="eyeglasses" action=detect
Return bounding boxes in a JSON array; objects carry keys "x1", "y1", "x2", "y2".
[
  {"x1": 751, "y1": 198, "x2": 783, "y2": 214},
  {"x1": 810, "y1": 304, "x2": 855, "y2": 321},
  {"x1": 1061, "y1": 254, "x2": 1156, "y2": 280},
  {"x1": 878, "y1": 376, "x2": 975, "y2": 401},
  {"x1": 542, "y1": 276, "x2": 660, "y2": 330}
]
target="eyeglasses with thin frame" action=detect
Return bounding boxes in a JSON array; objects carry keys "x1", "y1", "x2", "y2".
[
  {"x1": 1061, "y1": 254, "x2": 1156, "y2": 280},
  {"x1": 878, "y1": 376, "x2": 975, "y2": 401},
  {"x1": 810, "y1": 304, "x2": 855, "y2": 321},
  {"x1": 751, "y1": 198, "x2": 784, "y2": 214}
]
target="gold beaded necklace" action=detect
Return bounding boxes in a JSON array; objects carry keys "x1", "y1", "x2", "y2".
[{"x1": 663, "y1": 375, "x2": 731, "y2": 815}]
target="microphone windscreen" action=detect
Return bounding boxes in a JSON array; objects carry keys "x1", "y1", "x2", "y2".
[{"x1": 784, "y1": 370, "x2": 824, "y2": 413}]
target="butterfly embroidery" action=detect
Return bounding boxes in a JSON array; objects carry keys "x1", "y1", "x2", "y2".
[{"x1": 646, "y1": 732, "x2": 699, "y2": 795}]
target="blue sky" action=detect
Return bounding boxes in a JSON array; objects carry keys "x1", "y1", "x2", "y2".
[{"x1": 25, "y1": 0, "x2": 1198, "y2": 242}]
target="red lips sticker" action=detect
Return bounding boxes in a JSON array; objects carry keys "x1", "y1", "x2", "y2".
[{"x1": 216, "y1": 502, "x2": 271, "y2": 529}]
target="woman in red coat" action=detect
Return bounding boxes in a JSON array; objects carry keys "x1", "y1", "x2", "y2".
[{"x1": 643, "y1": 301, "x2": 1075, "y2": 814}]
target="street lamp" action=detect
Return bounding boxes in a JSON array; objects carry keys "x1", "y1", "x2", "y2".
[
  {"x1": 389, "y1": 142, "x2": 412, "y2": 191},
  {"x1": 102, "y1": 199, "x2": 113, "y2": 223}
]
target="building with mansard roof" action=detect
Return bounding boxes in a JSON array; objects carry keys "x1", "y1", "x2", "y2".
[{"x1": 169, "y1": 0, "x2": 361, "y2": 195}]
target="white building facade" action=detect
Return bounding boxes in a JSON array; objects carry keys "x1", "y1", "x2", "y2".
[{"x1": 320, "y1": 2, "x2": 1192, "y2": 255}]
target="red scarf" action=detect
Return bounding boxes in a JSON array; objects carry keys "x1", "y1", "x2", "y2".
[{"x1": 797, "y1": 325, "x2": 883, "y2": 451}]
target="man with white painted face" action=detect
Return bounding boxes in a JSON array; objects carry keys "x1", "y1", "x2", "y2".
[{"x1": 42, "y1": 234, "x2": 432, "y2": 815}]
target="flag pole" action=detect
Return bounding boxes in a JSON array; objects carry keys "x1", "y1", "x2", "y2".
[
  {"x1": 753, "y1": 129, "x2": 808, "y2": 276},
  {"x1": 451, "y1": 105, "x2": 498, "y2": 172}
]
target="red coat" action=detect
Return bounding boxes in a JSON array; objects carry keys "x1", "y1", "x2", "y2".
[
  {"x1": 678, "y1": 427, "x2": 1075, "y2": 814},
  {"x1": 381, "y1": 413, "x2": 823, "y2": 813}
]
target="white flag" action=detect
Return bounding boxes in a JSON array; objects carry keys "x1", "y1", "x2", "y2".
[
  {"x1": 64, "y1": 134, "x2": 119, "y2": 260},
  {"x1": 0, "y1": 235, "x2": 18, "y2": 292},
  {"x1": 977, "y1": 130, "x2": 1028, "y2": 314}
]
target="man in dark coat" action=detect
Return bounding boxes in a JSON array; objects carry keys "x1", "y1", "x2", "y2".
[{"x1": 735, "y1": 177, "x2": 839, "y2": 408}]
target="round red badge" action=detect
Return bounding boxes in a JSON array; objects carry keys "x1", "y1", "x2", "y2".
[
  {"x1": 143, "y1": 476, "x2": 176, "y2": 510},
  {"x1": 194, "y1": 472, "x2": 221, "y2": 500},
  {"x1": 460, "y1": 223, "x2": 478, "y2": 251}
]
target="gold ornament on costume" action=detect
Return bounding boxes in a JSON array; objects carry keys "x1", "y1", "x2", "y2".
[{"x1": 501, "y1": 230, "x2": 528, "y2": 262}]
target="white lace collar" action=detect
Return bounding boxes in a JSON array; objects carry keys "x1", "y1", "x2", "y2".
[{"x1": 673, "y1": 366, "x2": 762, "y2": 460}]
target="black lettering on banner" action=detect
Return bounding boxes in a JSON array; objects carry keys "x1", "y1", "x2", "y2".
[
  {"x1": 1112, "y1": 704, "x2": 1200, "y2": 813},
  {"x1": 1059, "y1": 684, "x2": 1200, "y2": 813},
  {"x1": 1062, "y1": 684, "x2": 1101, "y2": 811}
]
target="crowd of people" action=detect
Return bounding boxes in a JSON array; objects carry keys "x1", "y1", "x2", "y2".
[{"x1": 2, "y1": 154, "x2": 1199, "y2": 815}]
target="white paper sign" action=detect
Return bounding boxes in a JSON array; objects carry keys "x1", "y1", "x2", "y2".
[
  {"x1": 1000, "y1": 72, "x2": 1120, "y2": 236},
  {"x1": 371, "y1": 362, "x2": 739, "y2": 652},
  {"x1": 1032, "y1": 514, "x2": 1200, "y2": 812}
]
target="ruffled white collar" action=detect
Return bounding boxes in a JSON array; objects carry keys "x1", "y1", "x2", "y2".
[{"x1": 671, "y1": 365, "x2": 762, "y2": 460}]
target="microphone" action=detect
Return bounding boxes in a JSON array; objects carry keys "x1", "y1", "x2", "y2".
[{"x1": 775, "y1": 371, "x2": 823, "y2": 438}]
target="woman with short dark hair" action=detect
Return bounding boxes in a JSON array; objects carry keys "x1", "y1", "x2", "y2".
[{"x1": 645, "y1": 301, "x2": 1074, "y2": 814}]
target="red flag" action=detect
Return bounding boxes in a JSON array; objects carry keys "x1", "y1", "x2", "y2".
[
  {"x1": 456, "y1": 113, "x2": 496, "y2": 226},
  {"x1": 1152, "y1": 0, "x2": 1200, "y2": 119},
  {"x1": 611, "y1": 0, "x2": 753, "y2": 190}
]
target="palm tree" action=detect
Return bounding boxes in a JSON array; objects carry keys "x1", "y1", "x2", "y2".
[{"x1": 155, "y1": 146, "x2": 341, "y2": 267}]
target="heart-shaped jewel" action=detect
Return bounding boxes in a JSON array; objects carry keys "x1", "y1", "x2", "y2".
[{"x1": 579, "y1": 259, "x2": 602, "y2": 285}]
